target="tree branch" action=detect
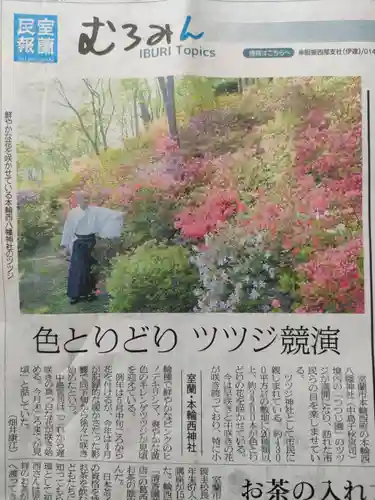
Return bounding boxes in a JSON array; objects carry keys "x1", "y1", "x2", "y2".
[
  {"x1": 83, "y1": 79, "x2": 100, "y2": 150},
  {"x1": 54, "y1": 79, "x2": 100, "y2": 155},
  {"x1": 104, "y1": 79, "x2": 116, "y2": 138},
  {"x1": 97, "y1": 79, "x2": 108, "y2": 149}
]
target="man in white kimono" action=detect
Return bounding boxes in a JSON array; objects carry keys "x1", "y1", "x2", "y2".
[{"x1": 61, "y1": 191, "x2": 124, "y2": 305}]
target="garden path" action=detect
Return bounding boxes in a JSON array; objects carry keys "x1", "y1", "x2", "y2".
[{"x1": 19, "y1": 244, "x2": 108, "y2": 314}]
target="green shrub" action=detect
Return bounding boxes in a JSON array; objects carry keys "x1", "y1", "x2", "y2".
[
  {"x1": 107, "y1": 243, "x2": 199, "y2": 312},
  {"x1": 120, "y1": 188, "x2": 177, "y2": 251},
  {"x1": 18, "y1": 196, "x2": 60, "y2": 255},
  {"x1": 51, "y1": 233, "x2": 63, "y2": 252}
]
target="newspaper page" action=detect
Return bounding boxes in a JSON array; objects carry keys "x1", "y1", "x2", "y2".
[{"x1": 1, "y1": 0, "x2": 375, "y2": 497}]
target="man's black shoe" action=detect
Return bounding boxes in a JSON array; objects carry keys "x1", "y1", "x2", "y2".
[{"x1": 86, "y1": 293, "x2": 98, "y2": 302}]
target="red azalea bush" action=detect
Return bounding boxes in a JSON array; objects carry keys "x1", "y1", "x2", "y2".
[
  {"x1": 175, "y1": 189, "x2": 245, "y2": 239},
  {"x1": 172, "y1": 91, "x2": 363, "y2": 312},
  {"x1": 296, "y1": 238, "x2": 364, "y2": 313},
  {"x1": 242, "y1": 105, "x2": 363, "y2": 312},
  {"x1": 288, "y1": 113, "x2": 363, "y2": 313}
]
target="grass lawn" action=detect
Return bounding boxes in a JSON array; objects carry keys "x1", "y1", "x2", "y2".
[{"x1": 19, "y1": 244, "x2": 109, "y2": 314}]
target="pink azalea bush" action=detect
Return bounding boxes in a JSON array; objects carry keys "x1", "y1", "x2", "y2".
[
  {"x1": 171, "y1": 78, "x2": 363, "y2": 313},
  {"x1": 57, "y1": 77, "x2": 363, "y2": 313}
]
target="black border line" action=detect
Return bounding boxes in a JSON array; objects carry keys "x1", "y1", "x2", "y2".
[{"x1": 366, "y1": 89, "x2": 375, "y2": 422}]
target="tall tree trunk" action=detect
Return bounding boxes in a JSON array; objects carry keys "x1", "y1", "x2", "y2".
[
  {"x1": 98, "y1": 120, "x2": 108, "y2": 150},
  {"x1": 129, "y1": 104, "x2": 135, "y2": 137},
  {"x1": 158, "y1": 76, "x2": 179, "y2": 145},
  {"x1": 138, "y1": 100, "x2": 151, "y2": 128},
  {"x1": 143, "y1": 80, "x2": 154, "y2": 122},
  {"x1": 166, "y1": 77, "x2": 178, "y2": 142},
  {"x1": 133, "y1": 93, "x2": 140, "y2": 136},
  {"x1": 120, "y1": 104, "x2": 127, "y2": 140},
  {"x1": 241, "y1": 78, "x2": 249, "y2": 91}
]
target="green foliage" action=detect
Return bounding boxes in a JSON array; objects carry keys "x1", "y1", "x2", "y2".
[
  {"x1": 212, "y1": 79, "x2": 239, "y2": 96},
  {"x1": 107, "y1": 244, "x2": 199, "y2": 312},
  {"x1": 51, "y1": 233, "x2": 63, "y2": 252},
  {"x1": 277, "y1": 266, "x2": 302, "y2": 300},
  {"x1": 124, "y1": 134, "x2": 151, "y2": 153},
  {"x1": 17, "y1": 142, "x2": 43, "y2": 185},
  {"x1": 17, "y1": 115, "x2": 95, "y2": 190},
  {"x1": 18, "y1": 197, "x2": 60, "y2": 255},
  {"x1": 175, "y1": 76, "x2": 218, "y2": 120},
  {"x1": 120, "y1": 188, "x2": 177, "y2": 251},
  {"x1": 99, "y1": 148, "x2": 127, "y2": 168}
]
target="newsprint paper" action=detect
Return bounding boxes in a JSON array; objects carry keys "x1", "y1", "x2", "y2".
[{"x1": 2, "y1": 0, "x2": 375, "y2": 498}]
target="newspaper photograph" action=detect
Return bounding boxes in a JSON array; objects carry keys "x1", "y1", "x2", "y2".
[
  {"x1": 1, "y1": 0, "x2": 375, "y2": 498},
  {"x1": 17, "y1": 75, "x2": 362, "y2": 315}
]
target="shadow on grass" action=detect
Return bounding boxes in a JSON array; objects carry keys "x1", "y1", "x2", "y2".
[{"x1": 19, "y1": 245, "x2": 109, "y2": 314}]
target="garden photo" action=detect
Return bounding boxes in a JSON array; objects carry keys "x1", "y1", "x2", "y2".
[{"x1": 17, "y1": 76, "x2": 363, "y2": 314}]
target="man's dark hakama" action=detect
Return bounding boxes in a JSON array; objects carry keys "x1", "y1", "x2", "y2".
[{"x1": 67, "y1": 233, "x2": 97, "y2": 301}]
